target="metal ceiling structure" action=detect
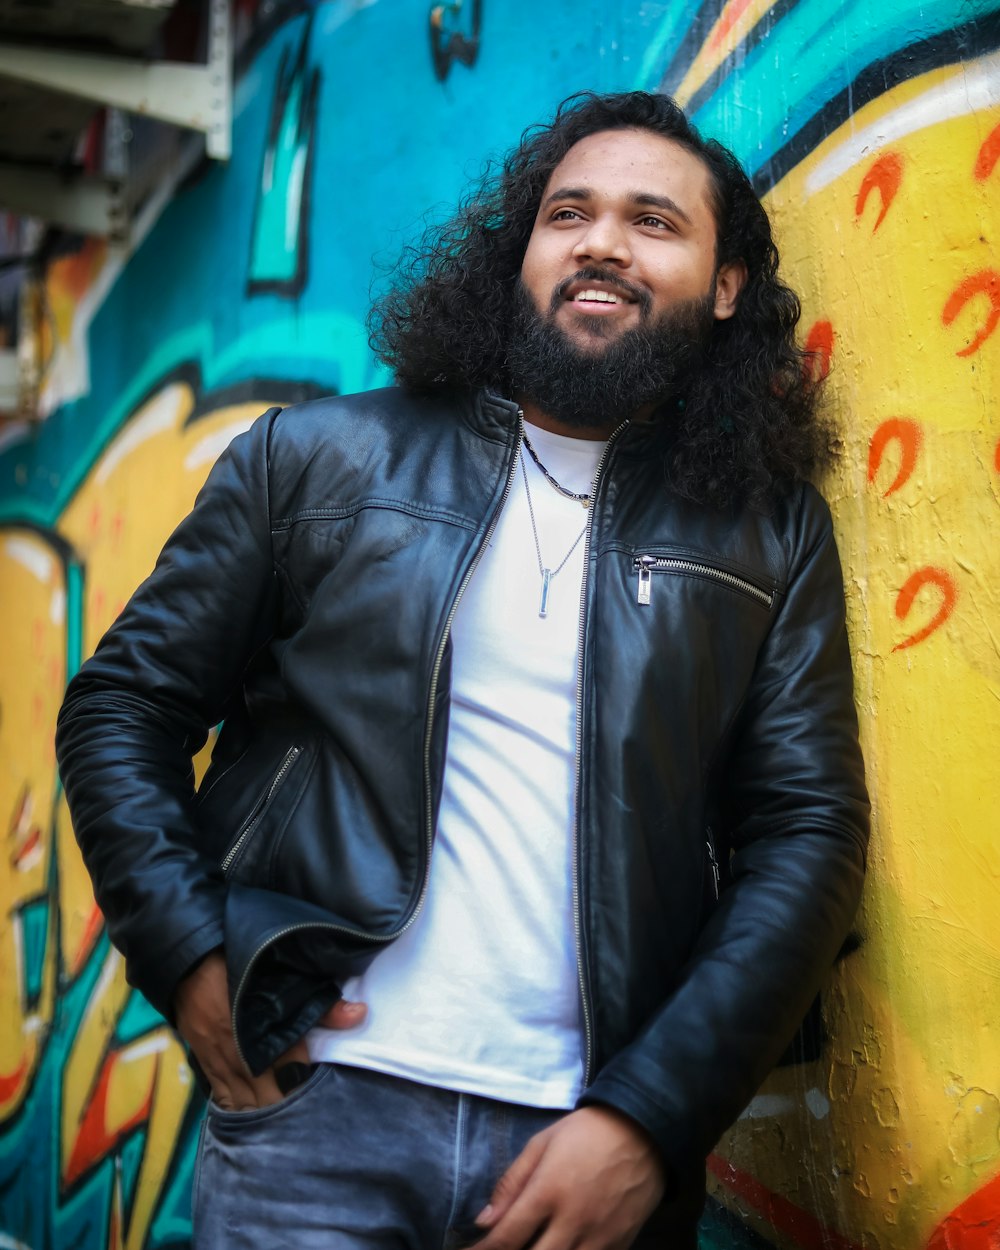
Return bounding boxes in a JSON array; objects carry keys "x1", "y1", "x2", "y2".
[
  {"x1": 0, "y1": 0, "x2": 233, "y2": 416},
  {"x1": 0, "y1": 0, "x2": 232, "y2": 239}
]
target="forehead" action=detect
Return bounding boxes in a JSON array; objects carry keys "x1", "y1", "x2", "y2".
[{"x1": 540, "y1": 127, "x2": 715, "y2": 221}]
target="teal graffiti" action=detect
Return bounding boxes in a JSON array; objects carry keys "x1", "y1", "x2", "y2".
[{"x1": 248, "y1": 15, "x2": 320, "y2": 294}]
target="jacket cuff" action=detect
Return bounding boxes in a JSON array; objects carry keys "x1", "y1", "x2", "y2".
[{"x1": 126, "y1": 918, "x2": 226, "y2": 1023}]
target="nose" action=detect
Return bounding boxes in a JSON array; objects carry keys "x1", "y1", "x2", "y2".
[{"x1": 571, "y1": 213, "x2": 631, "y2": 266}]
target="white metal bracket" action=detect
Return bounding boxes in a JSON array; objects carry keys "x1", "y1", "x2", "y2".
[
  {"x1": 0, "y1": 0, "x2": 231, "y2": 159},
  {"x1": 0, "y1": 163, "x2": 127, "y2": 242}
]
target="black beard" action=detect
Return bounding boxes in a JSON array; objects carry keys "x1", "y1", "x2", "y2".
[{"x1": 506, "y1": 273, "x2": 716, "y2": 429}]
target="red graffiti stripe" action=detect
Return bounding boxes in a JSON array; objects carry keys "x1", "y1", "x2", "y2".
[
  {"x1": 0, "y1": 1054, "x2": 28, "y2": 1104},
  {"x1": 708, "y1": 1153, "x2": 864, "y2": 1250},
  {"x1": 925, "y1": 1171, "x2": 1000, "y2": 1248},
  {"x1": 974, "y1": 122, "x2": 1000, "y2": 181},
  {"x1": 709, "y1": 0, "x2": 757, "y2": 51},
  {"x1": 64, "y1": 1050, "x2": 154, "y2": 1187}
]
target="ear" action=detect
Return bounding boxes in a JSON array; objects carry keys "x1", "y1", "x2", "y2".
[{"x1": 713, "y1": 260, "x2": 747, "y2": 321}]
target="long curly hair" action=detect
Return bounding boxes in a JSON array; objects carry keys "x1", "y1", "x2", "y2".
[{"x1": 368, "y1": 91, "x2": 834, "y2": 507}]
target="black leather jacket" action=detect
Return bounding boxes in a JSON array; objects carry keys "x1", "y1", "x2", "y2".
[{"x1": 56, "y1": 387, "x2": 868, "y2": 1189}]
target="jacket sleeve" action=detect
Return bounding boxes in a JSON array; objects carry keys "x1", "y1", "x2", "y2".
[
  {"x1": 579, "y1": 485, "x2": 870, "y2": 1188},
  {"x1": 55, "y1": 408, "x2": 282, "y2": 1019}
]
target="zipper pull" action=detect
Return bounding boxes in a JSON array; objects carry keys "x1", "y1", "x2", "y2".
[
  {"x1": 636, "y1": 555, "x2": 655, "y2": 605},
  {"x1": 706, "y1": 829, "x2": 721, "y2": 900}
]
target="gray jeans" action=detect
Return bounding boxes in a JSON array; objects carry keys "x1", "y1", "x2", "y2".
[{"x1": 193, "y1": 1063, "x2": 701, "y2": 1248}]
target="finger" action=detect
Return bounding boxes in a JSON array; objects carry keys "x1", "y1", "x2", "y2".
[
  {"x1": 474, "y1": 1185, "x2": 548, "y2": 1250},
  {"x1": 209, "y1": 1065, "x2": 263, "y2": 1111},
  {"x1": 248, "y1": 1067, "x2": 284, "y2": 1108},
  {"x1": 476, "y1": 1130, "x2": 550, "y2": 1228},
  {"x1": 316, "y1": 998, "x2": 368, "y2": 1030}
]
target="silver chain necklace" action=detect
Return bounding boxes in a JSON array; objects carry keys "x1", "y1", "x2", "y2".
[{"x1": 520, "y1": 453, "x2": 589, "y2": 618}]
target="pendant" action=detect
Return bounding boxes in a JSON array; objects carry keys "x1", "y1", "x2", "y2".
[{"x1": 538, "y1": 568, "x2": 552, "y2": 618}]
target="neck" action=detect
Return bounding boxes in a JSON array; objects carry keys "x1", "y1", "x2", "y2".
[
  {"x1": 516, "y1": 396, "x2": 654, "y2": 440},
  {"x1": 517, "y1": 398, "x2": 614, "y2": 440}
]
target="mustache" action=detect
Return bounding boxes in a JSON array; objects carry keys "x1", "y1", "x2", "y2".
[{"x1": 550, "y1": 267, "x2": 652, "y2": 316}]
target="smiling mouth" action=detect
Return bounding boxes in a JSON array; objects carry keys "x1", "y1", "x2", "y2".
[
  {"x1": 553, "y1": 270, "x2": 648, "y2": 315},
  {"x1": 570, "y1": 288, "x2": 632, "y2": 306}
]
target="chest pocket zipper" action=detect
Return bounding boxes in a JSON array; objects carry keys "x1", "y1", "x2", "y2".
[
  {"x1": 633, "y1": 554, "x2": 774, "y2": 609},
  {"x1": 221, "y1": 745, "x2": 303, "y2": 875}
]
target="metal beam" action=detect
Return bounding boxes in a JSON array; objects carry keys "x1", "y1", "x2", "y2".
[
  {"x1": 0, "y1": 162, "x2": 126, "y2": 241},
  {"x1": 0, "y1": 0, "x2": 231, "y2": 159}
]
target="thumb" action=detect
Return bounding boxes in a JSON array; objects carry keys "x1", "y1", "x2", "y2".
[
  {"x1": 316, "y1": 998, "x2": 368, "y2": 1030},
  {"x1": 475, "y1": 1129, "x2": 549, "y2": 1228}
]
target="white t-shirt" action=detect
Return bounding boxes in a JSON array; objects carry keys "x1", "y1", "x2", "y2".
[{"x1": 307, "y1": 423, "x2": 606, "y2": 1109}]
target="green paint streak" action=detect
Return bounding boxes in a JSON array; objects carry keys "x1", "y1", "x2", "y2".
[
  {"x1": 635, "y1": 4, "x2": 703, "y2": 90},
  {"x1": 207, "y1": 312, "x2": 370, "y2": 395},
  {"x1": 251, "y1": 76, "x2": 306, "y2": 282},
  {"x1": 65, "y1": 563, "x2": 84, "y2": 680}
]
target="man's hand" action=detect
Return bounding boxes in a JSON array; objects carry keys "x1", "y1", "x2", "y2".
[
  {"x1": 173, "y1": 950, "x2": 366, "y2": 1110},
  {"x1": 474, "y1": 1105, "x2": 666, "y2": 1250}
]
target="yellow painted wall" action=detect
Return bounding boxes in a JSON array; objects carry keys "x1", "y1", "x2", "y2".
[{"x1": 710, "y1": 61, "x2": 1000, "y2": 1250}]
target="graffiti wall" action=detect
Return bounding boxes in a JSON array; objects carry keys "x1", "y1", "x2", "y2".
[{"x1": 1, "y1": 1, "x2": 997, "y2": 1246}]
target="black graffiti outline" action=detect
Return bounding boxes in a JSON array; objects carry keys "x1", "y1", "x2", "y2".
[{"x1": 429, "y1": 0, "x2": 483, "y2": 82}]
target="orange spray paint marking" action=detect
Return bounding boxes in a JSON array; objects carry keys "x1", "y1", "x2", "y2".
[
  {"x1": 855, "y1": 152, "x2": 904, "y2": 232},
  {"x1": 12, "y1": 827, "x2": 42, "y2": 871},
  {"x1": 974, "y1": 122, "x2": 1000, "y2": 181},
  {"x1": 893, "y1": 567, "x2": 957, "y2": 652},
  {"x1": 868, "y1": 417, "x2": 923, "y2": 496},
  {"x1": 942, "y1": 270, "x2": 1000, "y2": 356},
  {"x1": 64, "y1": 1050, "x2": 154, "y2": 1187},
  {"x1": 708, "y1": 1153, "x2": 864, "y2": 1250},
  {"x1": 67, "y1": 902, "x2": 106, "y2": 979},
  {"x1": 0, "y1": 1054, "x2": 29, "y2": 1105},
  {"x1": 926, "y1": 1171, "x2": 1000, "y2": 1248},
  {"x1": 708, "y1": 0, "x2": 756, "y2": 51},
  {"x1": 803, "y1": 320, "x2": 834, "y2": 382}
]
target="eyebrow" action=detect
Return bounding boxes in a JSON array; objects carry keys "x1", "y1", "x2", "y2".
[{"x1": 541, "y1": 186, "x2": 694, "y2": 227}]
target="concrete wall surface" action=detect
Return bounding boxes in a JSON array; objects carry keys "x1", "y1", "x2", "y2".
[{"x1": 0, "y1": 1, "x2": 997, "y2": 1246}]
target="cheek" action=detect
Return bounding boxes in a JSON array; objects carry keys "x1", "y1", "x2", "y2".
[{"x1": 519, "y1": 250, "x2": 553, "y2": 311}]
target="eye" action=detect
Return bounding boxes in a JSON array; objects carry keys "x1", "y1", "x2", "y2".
[
  {"x1": 551, "y1": 207, "x2": 584, "y2": 222},
  {"x1": 639, "y1": 215, "x2": 674, "y2": 231}
]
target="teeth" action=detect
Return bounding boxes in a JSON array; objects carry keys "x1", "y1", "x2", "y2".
[{"x1": 574, "y1": 289, "x2": 623, "y2": 304}]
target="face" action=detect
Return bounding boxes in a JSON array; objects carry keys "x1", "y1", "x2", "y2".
[{"x1": 519, "y1": 128, "x2": 744, "y2": 352}]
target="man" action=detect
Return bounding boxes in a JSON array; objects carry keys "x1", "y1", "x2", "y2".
[{"x1": 56, "y1": 91, "x2": 869, "y2": 1249}]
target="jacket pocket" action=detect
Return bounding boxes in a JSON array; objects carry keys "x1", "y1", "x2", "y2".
[
  {"x1": 221, "y1": 745, "x2": 304, "y2": 877},
  {"x1": 632, "y1": 553, "x2": 774, "y2": 609}
]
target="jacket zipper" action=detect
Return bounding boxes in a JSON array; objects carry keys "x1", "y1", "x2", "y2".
[
  {"x1": 634, "y1": 554, "x2": 773, "y2": 609},
  {"x1": 221, "y1": 745, "x2": 303, "y2": 874},
  {"x1": 574, "y1": 419, "x2": 629, "y2": 1087},
  {"x1": 230, "y1": 407, "x2": 525, "y2": 1069}
]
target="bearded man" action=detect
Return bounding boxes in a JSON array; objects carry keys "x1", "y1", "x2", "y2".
[{"x1": 56, "y1": 91, "x2": 869, "y2": 1250}]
